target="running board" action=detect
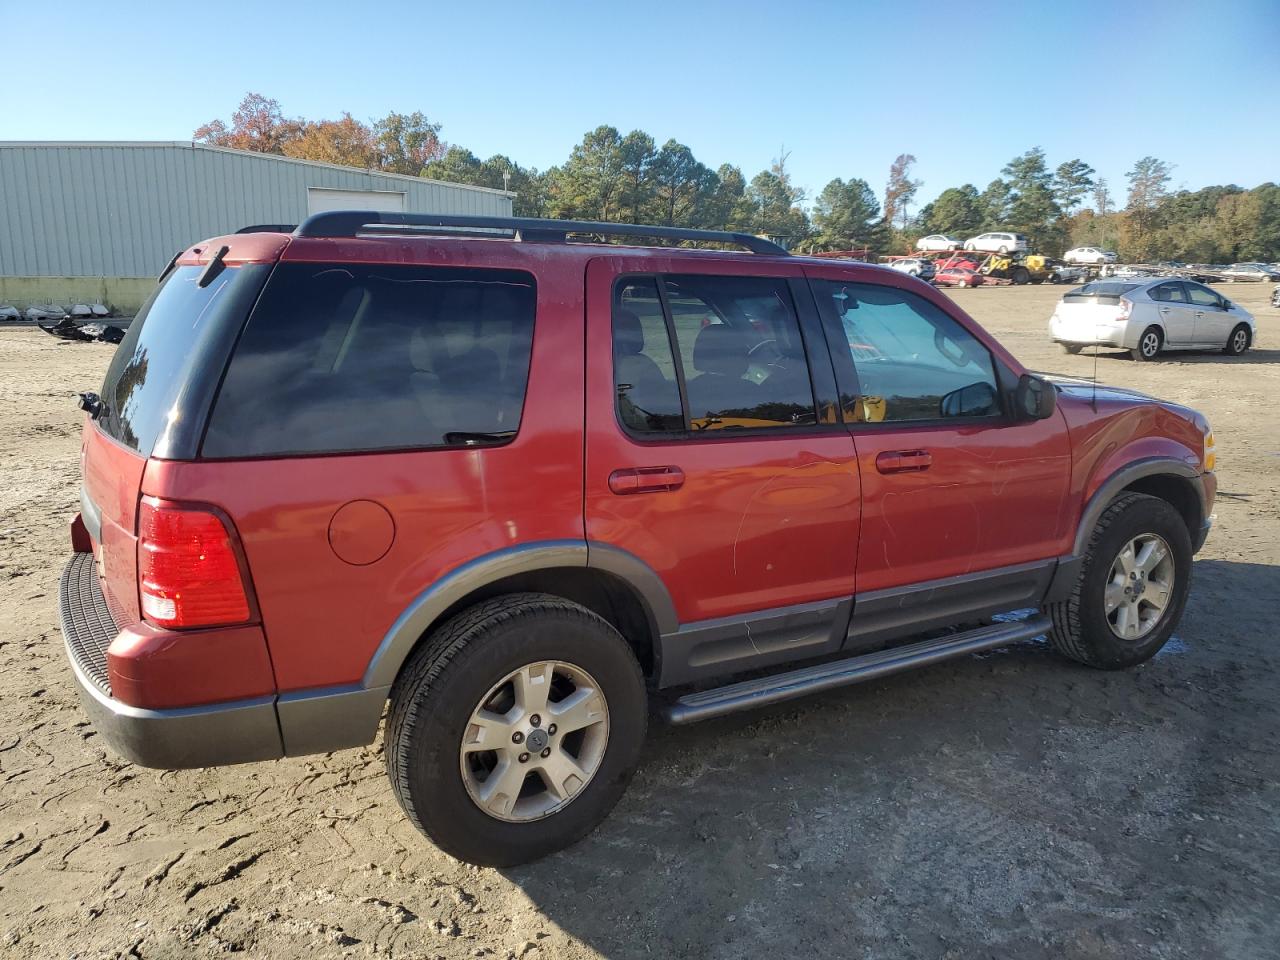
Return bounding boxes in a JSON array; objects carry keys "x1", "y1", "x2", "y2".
[{"x1": 662, "y1": 615, "x2": 1051, "y2": 725}]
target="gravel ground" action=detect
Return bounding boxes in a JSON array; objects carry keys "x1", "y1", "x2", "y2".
[{"x1": 1, "y1": 282, "x2": 1278, "y2": 959}]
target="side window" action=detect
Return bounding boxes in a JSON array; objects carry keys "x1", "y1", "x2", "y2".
[
  {"x1": 813, "y1": 280, "x2": 1000, "y2": 423},
  {"x1": 613, "y1": 279, "x2": 684, "y2": 433},
  {"x1": 1185, "y1": 283, "x2": 1222, "y2": 308},
  {"x1": 664, "y1": 275, "x2": 816, "y2": 432},
  {"x1": 203, "y1": 263, "x2": 536, "y2": 457},
  {"x1": 1151, "y1": 282, "x2": 1187, "y2": 303}
]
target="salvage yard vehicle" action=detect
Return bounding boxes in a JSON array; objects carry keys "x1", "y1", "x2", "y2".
[
  {"x1": 887, "y1": 257, "x2": 936, "y2": 280},
  {"x1": 1064, "y1": 246, "x2": 1118, "y2": 265},
  {"x1": 934, "y1": 264, "x2": 984, "y2": 287},
  {"x1": 964, "y1": 231, "x2": 1029, "y2": 254},
  {"x1": 1221, "y1": 263, "x2": 1280, "y2": 282},
  {"x1": 1050, "y1": 278, "x2": 1256, "y2": 359},
  {"x1": 61, "y1": 214, "x2": 1216, "y2": 866},
  {"x1": 915, "y1": 234, "x2": 962, "y2": 252}
]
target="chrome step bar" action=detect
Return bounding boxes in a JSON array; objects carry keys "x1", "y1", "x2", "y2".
[{"x1": 662, "y1": 615, "x2": 1051, "y2": 725}]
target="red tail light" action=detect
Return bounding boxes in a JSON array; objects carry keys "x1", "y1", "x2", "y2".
[{"x1": 138, "y1": 498, "x2": 250, "y2": 628}]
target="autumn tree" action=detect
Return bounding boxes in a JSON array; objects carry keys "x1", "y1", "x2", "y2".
[
  {"x1": 373, "y1": 111, "x2": 446, "y2": 174},
  {"x1": 194, "y1": 93, "x2": 303, "y2": 154},
  {"x1": 883, "y1": 154, "x2": 922, "y2": 230},
  {"x1": 282, "y1": 113, "x2": 377, "y2": 169}
]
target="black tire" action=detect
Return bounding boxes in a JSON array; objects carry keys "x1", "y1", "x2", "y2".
[
  {"x1": 1223, "y1": 323, "x2": 1251, "y2": 356},
  {"x1": 1060, "y1": 343, "x2": 1083, "y2": 355},
  {"x1": 1131, "y1": 325, "x2": 1163, "y2": 361},
  {"x1": 1012, "y1": 267, "x2": 1030, "y2": 285},
  {"x1": 1045, "y1": 493, "x2": 1192, "y2": 669},
  {"x1": 386, "y1": 593, "x2": 647, "y2": 866}
]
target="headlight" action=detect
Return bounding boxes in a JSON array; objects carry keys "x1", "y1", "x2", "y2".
[{"x1": 1203, "y1": 426, "x2": 1216, "y2": 473}]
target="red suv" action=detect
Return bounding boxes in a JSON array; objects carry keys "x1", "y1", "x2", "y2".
[{"x1": 60, "y1": 213, "x2": 1215, "y2": 866}]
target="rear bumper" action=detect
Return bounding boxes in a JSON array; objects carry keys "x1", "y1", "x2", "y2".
[{"x1": 59, "y1": 553, "x2": 385, "y2": 768}]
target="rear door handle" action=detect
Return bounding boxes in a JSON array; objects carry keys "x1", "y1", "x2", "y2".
[
  {"x1": 609, "y1": 466, "x2": 685, "y2": 495},
  {"x1": 876, "y1": 450, "x2": 932, "y2": 474}
]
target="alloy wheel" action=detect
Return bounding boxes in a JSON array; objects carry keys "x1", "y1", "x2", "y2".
[
  {"x1": 459, "y1": 660, "x2": 610, "y2": 822},
  {"x1": 1232, "y1": 328, "x2": 1248, "y2": 353},
  {"x1": 1141, "y1": 331, "x2": 1160, "y2": 358},
  {"x1": 1104, "y1": 533, "x2": 1175, "y2": 640}
]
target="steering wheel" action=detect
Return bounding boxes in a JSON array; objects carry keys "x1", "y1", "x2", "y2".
[{"x1": 747, "y1": 337, "x2": 778, "y2": 358}]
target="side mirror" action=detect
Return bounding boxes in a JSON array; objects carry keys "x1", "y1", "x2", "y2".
[
  {"x1": 1015, "y1": 373, "x2": 1056, "y2": 420},
  {"x1": 1221, "y1": 300, "x2": 1232, "y2": 310},
  {"x1": 940, "y1": 380, "x2": 998, "y2": 418}
]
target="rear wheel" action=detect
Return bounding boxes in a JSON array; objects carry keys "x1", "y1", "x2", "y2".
[
  {"x1": 386, "y1": 593, "x2": 646, "y2": 866},
  {"x1": 1060, "y1": 343, "x2": 1083, "y2": 355},
  {"x1": 1045, "y1": 493, "x2": 1191, "y2": 669},
  {"x1": 1223, "y1": 323, "x2": 1251, "y2": 356},
  {"x1": 1131, "y1": 326, "x2": 1162, "y2": 361},
  {"x1": 1012, "y1": 267, "x2": 1031, "y2": 285}
]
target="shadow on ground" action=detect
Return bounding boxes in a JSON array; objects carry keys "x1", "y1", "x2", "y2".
[{"x1": 497, "y1": 559, "x2": 1280, "y2": 959}]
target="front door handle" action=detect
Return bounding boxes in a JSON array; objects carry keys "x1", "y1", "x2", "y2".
[
  {"x1": 609, "y1": 466, "x2": 685, "y2": 495},
  {"x1": 876, "y1": 450, "x2": 932, "y2": 474}
]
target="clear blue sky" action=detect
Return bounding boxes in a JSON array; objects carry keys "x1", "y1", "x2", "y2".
[{"x1": 3, "y1": 0, "x2": 1276, "y2": 208}]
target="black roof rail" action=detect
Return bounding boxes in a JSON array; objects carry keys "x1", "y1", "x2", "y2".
[
  {"x1": 292, "y1": 211, "x2": 789, "y2": 256},
  {"x1": 237, "y1": 224, "x2": 297, "y2": 234}
]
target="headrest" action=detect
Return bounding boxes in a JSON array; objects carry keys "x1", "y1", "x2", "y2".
[
  {"x1": 613, "y1": 309, "x2": 645, "y2": 356},
  {"x1": 692, "y1": 324, "x2": 749, "y2": 378}
]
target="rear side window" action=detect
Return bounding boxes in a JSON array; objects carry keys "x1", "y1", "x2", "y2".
[
  {"x1": 1150, "y1": 282, "x2": 1187, "y2": 303},
  {"x1": 203, "y1": 263, "x2": 536, "y2": 457},
  {"x1": 99, "y1": 264, "x2": 271, "y2": 453},
  {"x1": 612, "y1": 274, "x2": 818, "y2": 435}
]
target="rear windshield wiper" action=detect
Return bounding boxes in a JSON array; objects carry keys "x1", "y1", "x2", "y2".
[
  {"x1": 197, "y1": 245, "x2": 230, "y2": 288},
  {"x1": 442, "y1": 430, "x2": 516, "y2": 446}
]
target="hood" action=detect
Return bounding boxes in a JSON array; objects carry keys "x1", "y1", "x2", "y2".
[{"x1": 1039, "y1": 374, "x2": 1156, "y2": 404}]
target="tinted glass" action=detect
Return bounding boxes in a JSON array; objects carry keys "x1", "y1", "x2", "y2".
[
  {"x1": 664, "y1": 275, "x2": 816, "y2": 431},
  {"x1": 1150, "y1": 282, "x2": 1187, "y2": 303},
  {"x1": 99, "y1": 264, "x2": 271, "y2": 453},
  {"x1": 613, "y1": 279, "x2": 683, "y2": 433},
  {"x1": 1185, "y1": 283, "x2": 1223, "y2": 307},
  {"x1": 203, "y1": 263, "x2": 535, "y2": 457},
  {"x1": 813, "y1": 280, "x2": 1000, "y2": 423},
  {"x1": 1074, "y1": 281, "x2": 1142, "y2": 297}
]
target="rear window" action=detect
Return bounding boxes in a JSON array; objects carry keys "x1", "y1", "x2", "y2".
[
  {"x1": 202, "y1": 263, "x2": 536, "y2": 458},
  {"x1": 98, "y1": 264, "x2": 271, "y2": 453},
  {"x1": 1064, "y1": 281, "x2": 1141, "y2": 303}
]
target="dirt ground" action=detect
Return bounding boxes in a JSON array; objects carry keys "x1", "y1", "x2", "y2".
[{"x1": 2, "y1": 282, "x2": 1278, "y2": 960}]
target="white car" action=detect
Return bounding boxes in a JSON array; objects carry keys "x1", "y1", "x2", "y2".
[
  {"x1": 915, "y1": 234, "x2": 961, "y2": 252},
  {"x1": 1064, "y1": 246, "x2": 1118, "y2": 265},
  {"x1": 963, "y1": 231, "x2": 1029, "y2": 254},
  {"x1": 0, "y1": 305, "x2": 20, "y2": 322},
  {"x1": 1050, "y1": 278, "x2": 1256, "y2": 361},
  {"x1": 887, "y1": 257, "x2": 936, "y2": 280}
]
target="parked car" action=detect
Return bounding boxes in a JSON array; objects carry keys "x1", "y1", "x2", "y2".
[
  {"x1": 0, "y1": 304, "x2": 20, "y2": 321},
  {"x1": 935, "y1": 265, "x2": 983, "y2": 287},
  {"x1": 1049, "y1": 264, "x2": 1090, "y2": 285},
  {"x1": 963, "y1": 232, "x2": 1029, "y2": 254},
  {"x1": 915, "y1": 234, "x2": 962, "y2": 252},
  {"x1": 1064, "y1": 246, "x2": 1118, "y2": 265},
  {"x1": 26, "y1": 303, "x2": 66, "y2": 321},
  {"x1": 61, "y1": 213, "x2": 1216, "y2": 866},
  {"x1": 1221, "y1": 263, "x2": 1280, "y2": 282},
  {"x1": 1050, "y1": 278, "x2": 1256, "y2": 360},
  {"x1": 888, "y1": 257, "x2": 936, "y2": 280},
  {"x1": 1272, "y1": 284, "x2": 1280, "y2": 309}
]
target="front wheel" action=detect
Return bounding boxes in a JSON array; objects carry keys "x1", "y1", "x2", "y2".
[
  {"x1": 1131, "y1": 326, "x2": 1163, "y2": 361},
  {"x1": 386, "y1": 593, "x2": 647, "y2": 866},
  {"x1": 1060, "y1": 343, "x2": 1083, "y2": 355},
  {"x1": 1223, "y1": 323, "x2": 1251, "y2": 356},
  {"x1": 1045, "y1": 492, "x2": 1192, "y2": 669}
]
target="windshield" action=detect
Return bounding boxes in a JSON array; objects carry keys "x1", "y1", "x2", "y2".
[
  {"x1": 98, "y1": 264, "x2": 272, "y2": 453},
  {"x1": 1075, "y1": 281, "x2": 1141, "y2": 297}
]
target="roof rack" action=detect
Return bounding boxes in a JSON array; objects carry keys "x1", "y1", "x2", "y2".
[
  {"x1": 237, "y1": 223, "x2": 297, "y2": 234},
  {"x1": 292, "y1": 211, "x2": 789, "y2": 256}
]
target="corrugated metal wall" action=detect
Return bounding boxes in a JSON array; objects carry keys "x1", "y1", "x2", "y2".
[{"x1": 0, "y1": 142, "x2": 514, "y2": 277}]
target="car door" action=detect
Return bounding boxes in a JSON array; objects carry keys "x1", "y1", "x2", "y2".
[
  {"x1": 803, "y1": 265, "x2": 1072, "y2": 648},
  {"x1": 1148, "y1": 281, "x2": 1196, "y2": 345},
  {"x1": 584, "y1": 256, "x2": 861, "y2": 685},
  {"x1": 1184, "y1": 281, "x2": 1232, "y2": 344}
]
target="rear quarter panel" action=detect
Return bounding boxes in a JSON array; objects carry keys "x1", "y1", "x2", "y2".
[{"x1": 141, "y1": 246, "x2": 586, "y2": 693}]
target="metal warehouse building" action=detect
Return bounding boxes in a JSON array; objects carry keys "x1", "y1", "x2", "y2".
[{"x1": 0, "y1": 141, "x2": 514, "y2": 312}]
